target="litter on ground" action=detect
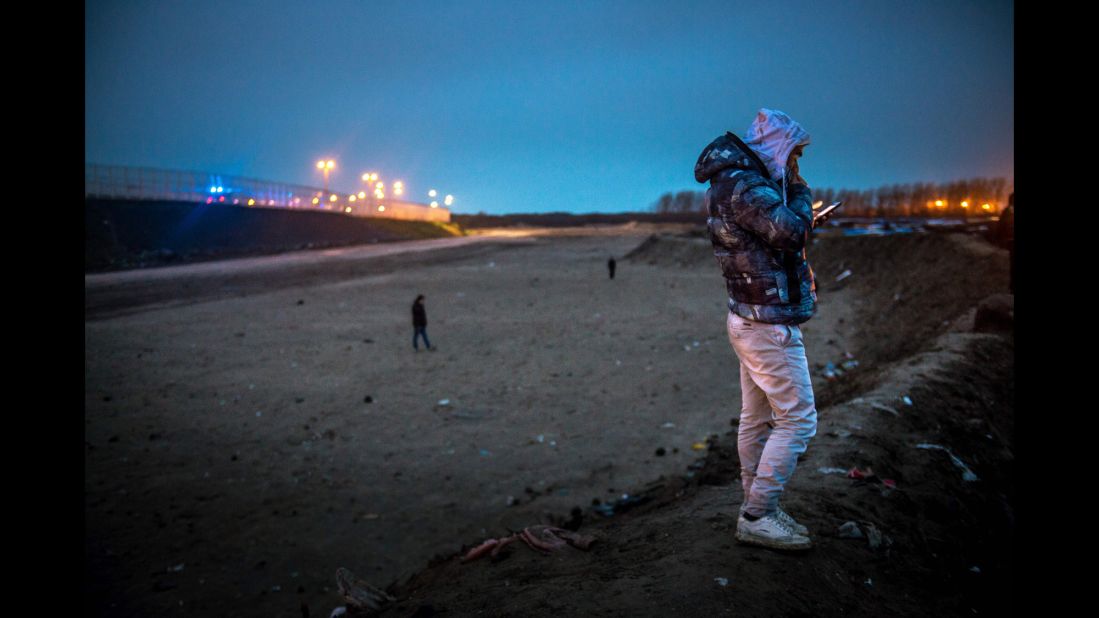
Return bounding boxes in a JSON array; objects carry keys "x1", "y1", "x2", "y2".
[
  {"x1": 870, "y1": 403, "x2": 900, "y2": 417},
  {"x1": 461, "y1": 525, "x2": 598, "y2": 562},
  {"x1": 916, "y1": 443, "x2": 980, "y2": 481}
]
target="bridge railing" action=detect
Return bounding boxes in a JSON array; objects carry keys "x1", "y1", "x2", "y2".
[{"x1": 85, "y1": 164, "x2": 450, "y2": 222}]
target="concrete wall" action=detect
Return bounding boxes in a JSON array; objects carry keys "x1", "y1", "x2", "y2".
[
  {"x1": 86, "y1": 198, "x2": 460, "y2": 272},
  {"x1": 343, "y1": 198, "x2": 451, "y2": 222}
]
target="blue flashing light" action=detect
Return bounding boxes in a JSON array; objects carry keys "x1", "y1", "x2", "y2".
[
  {"x1": 217, "y1": 186, "x2": 224, "y2": 193},
  {"x1": 210, "y1": 186, "x2": 218, "y2": 193}
]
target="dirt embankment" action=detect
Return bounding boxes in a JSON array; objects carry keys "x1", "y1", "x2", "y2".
[
  {"x1": 355, "y1": 231, "x2": 1013, "y2": 618},
  {"x1": 625, "y1": 231, "x2": 1009, "y2": 406},
  {"x1": 453, "y1": 212, "x2": 702, "y2": 229},
  {"x1": 85, "y1": 199, "x2": 462, "y2": 272}
]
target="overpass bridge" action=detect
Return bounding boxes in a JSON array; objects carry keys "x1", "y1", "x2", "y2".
[{"x1": 85, "y1": 163, "x2": 450, "y2": 222}]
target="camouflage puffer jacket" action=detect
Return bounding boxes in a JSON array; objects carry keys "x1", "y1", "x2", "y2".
[{"x1": 694, "y1": 132, "x2": 817, "y2": 325}]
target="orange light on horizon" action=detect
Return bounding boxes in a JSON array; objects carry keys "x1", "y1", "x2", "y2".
[
  {"x1": 378, "y1": 205, "x2": 386, "y2": 212},
  {"x1": 349, "y1": 195, "x2": 356, "y2": 202},
  {"x1": 312, "y1": 197, "x2": 320, "y2": 205},
  {"x1": 430, "y1": 201, "x2": 439, "y2": 208},
  {"x1": 982, "y1": 203, "x2": 992, "y2": 210},
  {"x1": 329, "y1": 194, "x2": 338, "y2": 202},
  {"x1": 247, "y1": 198, "x2": 255, "y2": 206},
  {"x1": 358, "y1": 191, "x2": 366, "y2": 199}
]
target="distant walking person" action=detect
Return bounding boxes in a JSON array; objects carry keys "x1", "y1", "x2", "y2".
[
  {"x1": 607, "y1": 256, "x2": 616, "y2": 279},
  {"x1": 412, "y1": 295, "x2": 434, "y2": 352},
  {"x1": 695, "y1": 108, "x2": 827, "y2": 551}
]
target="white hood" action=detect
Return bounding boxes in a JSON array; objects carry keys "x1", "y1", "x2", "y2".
[{"x1": 742, "y1": 108, "x2": 811, "y2": 182}]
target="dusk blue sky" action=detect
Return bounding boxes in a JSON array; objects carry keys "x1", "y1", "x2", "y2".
[{"x1": 85, "y1": 0, "x2": 1013, "y2": 215}]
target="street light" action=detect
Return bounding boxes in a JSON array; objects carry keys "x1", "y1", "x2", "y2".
[
  {"x1": 316, "y1": 159, "x2": 335, "y2": 196},
  {"x1": 444, "y1": 194, "x2": 454, "y2": 206}
]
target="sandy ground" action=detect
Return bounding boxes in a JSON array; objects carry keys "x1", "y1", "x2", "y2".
[{"x1": 84, "y1": 225, "x2": 1012, "y2": 617}]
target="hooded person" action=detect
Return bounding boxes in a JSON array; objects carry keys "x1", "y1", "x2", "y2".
[
  {"x1": 694, "y1": 108, "x2": 819, "y2": 551},
  {"x1": 695, "y1": 108, "x2": 817, "y2": 325}
]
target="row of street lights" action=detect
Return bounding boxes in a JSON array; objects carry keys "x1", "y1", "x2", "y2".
[
  {"x1": 314, "y1": 159, "x2": 453, "y2": 211},
  {"x1": 929, "y1": 199, "x2": 994, "y2": 211}
]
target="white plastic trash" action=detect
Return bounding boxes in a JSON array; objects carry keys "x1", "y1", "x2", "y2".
[{"x1": 916, "y1": 443, "x2": 980, "y2": 481}]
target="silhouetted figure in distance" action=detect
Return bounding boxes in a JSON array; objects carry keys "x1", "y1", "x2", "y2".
[
  {"x1": 995, "y1": 193, "x2": 1014, "y2": 293},
  {"x1": 412, "y1": 295, "x2": 434, "y2": 351}
]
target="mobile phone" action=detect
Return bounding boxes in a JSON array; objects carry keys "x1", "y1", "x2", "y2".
[{"x1": 813, "y1": 201, "x2": 842, "y2": 224}]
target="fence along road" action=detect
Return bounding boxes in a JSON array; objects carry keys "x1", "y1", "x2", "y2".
[{"x1": 85, "y1": 163, "x2": 450, "y2": 222}]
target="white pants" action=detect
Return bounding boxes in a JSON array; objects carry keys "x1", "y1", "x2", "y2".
[{"x1": 726, "y1": 311, "x2": 817, "y2": 518}]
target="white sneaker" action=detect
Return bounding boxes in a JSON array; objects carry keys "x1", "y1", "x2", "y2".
[
  {"x1": 739, "y1": 504, "x2": 809, "y2": 536},
  {"x1": 736, "y1": 513, "x2": 813, "y2": 550}
]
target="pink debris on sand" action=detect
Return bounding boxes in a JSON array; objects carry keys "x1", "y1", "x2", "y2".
[
  {"x1": 461, "y1": 539, "x2": 499, "y2": 562},
  {"x1": 462, "y1": 525, "x2": 598, "y2": 562},
  {"x1": 847, "y1": 467, "x2": 873, "y2": 480}
]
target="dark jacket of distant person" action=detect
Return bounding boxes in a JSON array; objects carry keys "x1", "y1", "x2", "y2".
[
  {"x1": 412, "y1": 298, "x2": 427, "y2": 327},
  {"x1": 994, "y1": 193, "x2": 1014, "y2": 292},
  {"x1": 994, "y1": 194, "x2": 1014, "y2": 249},
  {"x1": 694, "y1": 129, "x2": 817, "y2": 325}
]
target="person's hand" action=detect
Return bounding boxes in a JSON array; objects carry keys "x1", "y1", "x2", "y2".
[{"x1": 812, "y1": 207, "x2": 834, "y2": 228}]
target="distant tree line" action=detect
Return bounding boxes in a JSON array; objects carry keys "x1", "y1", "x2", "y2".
[{"x1": 652, "y1": 177, "x2": 1012, "y2": 218}]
